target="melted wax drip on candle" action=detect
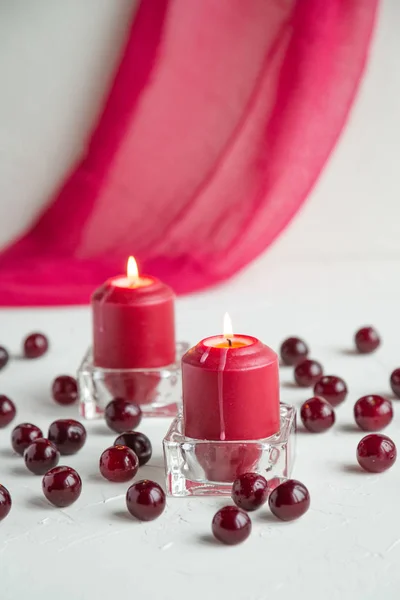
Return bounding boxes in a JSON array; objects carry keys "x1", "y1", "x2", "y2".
[
  {"x1": 99, "y1": 284, "x2": 115, "y2": 334},
  {"x1": 218, "y1": 349, "x2": 228, "y2": 441},
  {"x1": 200, "y1": 349, "x2": 210, "y2": 364}
]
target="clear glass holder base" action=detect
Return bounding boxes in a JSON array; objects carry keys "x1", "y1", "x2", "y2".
[
  {"x1": 78, "y1": 342, "x2": 189, "y2": 419},
  {"x1": 163, "y1": 403, "x2": 296, "y2": 497}
]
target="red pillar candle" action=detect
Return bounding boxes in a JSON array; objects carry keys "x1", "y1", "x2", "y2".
[
  {"x1": 92, "y1": 257, "x2": 175, "y2": 370},
  {"x1": 182, "y1": 317, "x2": 280, "y2": 441}
]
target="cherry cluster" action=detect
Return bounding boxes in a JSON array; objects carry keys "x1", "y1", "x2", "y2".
[
  {"x1": 0, "y1": 332, "x2": 49, "y2": 369},
  {"x1": 212, "y1": 476, "x2": 310, "y2": 545},
  {"x1": 0, "y1": 353, "x2": 163, "y2": 524},
  {"x1": 281, "y1": 326, "x2": 398, "y2": 474}
]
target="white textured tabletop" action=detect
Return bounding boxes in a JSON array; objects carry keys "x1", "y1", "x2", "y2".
[
  {"x1": 1, "y1": 2, "x2": 400, "y2": 599},
  {"x1": 1, "y1": 260, "x2": 400, "y2": 600}
]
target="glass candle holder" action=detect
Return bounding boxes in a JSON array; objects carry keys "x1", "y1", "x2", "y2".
[
  {"x1": 163, "y1": 403, "x2": 296, "y2": 497},
  {"x1": 78, "y1": 341, "x2": 189, "y2": 419}
]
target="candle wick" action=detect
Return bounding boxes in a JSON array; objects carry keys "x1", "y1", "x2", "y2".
[{"x1": 227, "y1": 338, "x2": 232, "y2": 347}]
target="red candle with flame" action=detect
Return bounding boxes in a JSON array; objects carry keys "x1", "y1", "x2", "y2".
[
  {"x1": 92, "y1": 257, "x2": 175, "y2": 403},
  {"x1": 92, "y1": 257, "x2": 175, "y2": 369},
  {"x1": 182, "y1": 314, "x2": 280, "y2": 441}
]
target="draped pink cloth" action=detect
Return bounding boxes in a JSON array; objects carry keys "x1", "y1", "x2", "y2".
[{"x1": 0, "y1": 0, "x2": 378, "y2": 306}]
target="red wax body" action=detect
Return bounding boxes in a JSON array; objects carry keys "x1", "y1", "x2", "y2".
[
  {"x1": 92, "y1": 276, "x2": 175, "y2": 369},
  {"x1": 182, "y1": 336, "x2": 280, "y2": 441}
]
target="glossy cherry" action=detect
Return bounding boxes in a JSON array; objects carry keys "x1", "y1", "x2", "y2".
[
  {"x1": 24, "y1": 438, "x2": 60, "y2": 475},
  {"x1": 300, "y1": 396, "x2": 335, "y2": 433},
  {"x1": 126, "y1": 480, "x2": 166, "y2": 521},
  {"x1": 23, "y1": 333, "x2": 49, "y2": 359},
  {"x1": 294, "y1": 359, "x2": 323, "y2": 387},
  {"x1": 354, "y1": 326, "x2": 380, "y2": 354},
  {"x1": 99, "y1": 445, "x2": 139, "y2": 482},
  {"x1": 52, "y1": 375, "x2": 78, "y2": 405},
  {"x1": 48, "y1": 419, "x2": 87, "y2": 455},
  {"x1": 105, "y1": 398, "x2": 142, "y2": 433},
  {"x1": 354, "y1": 395, "x2": 393, "y2": 432},
  {"x1": 268, "y1": 479, "x2": 310, "y2": 521},
  {"x1": 280, "y1": 337, "x2": 309, "y2": 366},
  {"x1": 0, "y1": 395, "x2": 16, "y2": 428},
  {"x1": 0, "y1": 484, "x2": 12, "y2": 521},
  {"x1": 390, "y1": 368, "x2": 400, "y2": 398},
  {"x1": 11, "y1": 423, "x2": 43, "y2": 455},
  {"x1": 357, "y1": 434, "x2": 396, "y2": 473},
  {"x1": 42, "y1": 466, "x2": 82, "y2": 507},
  {"x1": 114, "y1": 431, "x2": 152, "y2": 466},
  {"x1": 0, "y1": 346, "x2": 9, "y2": 370},
  {"x1": 313, "y1": 375, "x2": 347, "y2": 407},
  {"x1": 231, "y1": 472, "x2": 269, "y2": 511},
  {"x1": 212, "y1": 506, "x2": 252, "y2": 545}
]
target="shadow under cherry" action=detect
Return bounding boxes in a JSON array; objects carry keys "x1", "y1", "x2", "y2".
[
  {"x1": 197, "y1": 533, "x2": 221, "y2": 546},
  {"x1": 341, "y1": 464, "x2": 364, "y2": 475},
  {"x1": 281, "y1": 381, "x2": 298, "y2": 389}
]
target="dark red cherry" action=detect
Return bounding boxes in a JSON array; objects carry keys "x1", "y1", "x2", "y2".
[
  {"x1": 354, "y1": 326, "x2": 380, "y2": 354},
  {"x1": 42, "y1": 466, "x2": 82, "y2": 507},
  {"x1": 99, "y1": 446, "x2": 139, "y2": 482},
  {"x1": 48, "y1": 419, "x2": 87, "y2": 455},
  {"x1": 105, "y1": 398, "x2": 142, "y2": 433},
  {"x1": 52, "y1": 376, "x2": 78, "y2": 405},
  {"x1": 23, "y1": 333, "x2": 49, "y2": 359},
  {"x1": 114, "y1": 431, "x2": 152, "y2": 466},
  {"x1": 0, "y1": 346, "x2": 9, "y2": 370},
  {"x1": 24, "y1": 438, "x2": 60, "y2": 475},
  {"x1": 0, "y1": 484, "x2": 12, "y2": 521},
  {"x1": 294, "y1": 359, "x2": 323, "y2": 387},
  {"x1": 300, "y1": 396, "x2": 335, "y2": 433},
  {"x1": 268, "y1": 479, "x2": 310, "y2": 521},
  {"x1": 0, "y1": 395, "x2": 16, "y2": 428},
  {"x1": 11, "y1": 423, "x2": 43, "y2": 455},
  {"x1": 280, "y1": 337, "x2": 309, "y2": 366},
  {"x1": 357, "y1": 434, "x2": 396, "y2": 473},
  {"x1": 390, "y1": 368, "x2": 400, "y2": 398},
  {"x1": 212, "y1": 506, "x2": 252, "y2": 545},
  {"x1": 354, "y1": 395, "x2": 393, "y2": 432},
  {"x1": 313, "y1": 375, "x2": 347, "y2": 406},
  {"x1": 126, "y1": 480, "x2": 166, "y2": 521},
  {"x1": 231, "y1": 473, "x2": 268, "y2": 511}
]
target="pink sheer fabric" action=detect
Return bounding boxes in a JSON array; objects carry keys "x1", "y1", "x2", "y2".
[{"x1": 0, "y1": 0, "x2": 378, "y2": 306}]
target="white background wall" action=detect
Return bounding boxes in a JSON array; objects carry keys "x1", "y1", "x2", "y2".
[
  {"x1": 0, "y1": 0, "x2": 137, "y2": 249},
  {"x1": 0, "y1": 0, "x2": 398, "y2": 260}
]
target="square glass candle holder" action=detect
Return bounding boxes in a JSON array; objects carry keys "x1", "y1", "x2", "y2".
[
  {"x1": 78, "y1": 341, "x2": 190, "y2": 419},
  {"x1": 163, "y1": 403, "x2": 296, "y2": 497}
]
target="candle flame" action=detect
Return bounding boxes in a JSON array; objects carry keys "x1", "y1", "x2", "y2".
[
  {"x1": 223, "y1": 312, "x2": 234, "y2": 339},
  {"x1": 127, "y1": 256, "x2": 139, "y2": 278}
]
